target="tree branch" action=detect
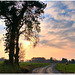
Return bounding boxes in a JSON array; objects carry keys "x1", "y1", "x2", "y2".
[
  {"x1": 19, "y1": 30, "x2": 26, "y2": 35},
  {"x1": 17, "y1": 2, "x2": 27, "y2": 24},
  {"x1": 4, "y1": 14, "x2": 12, "y2": 23},
  {"x1": 19, "y1": 21, "x2": 24, "y2": 30}
]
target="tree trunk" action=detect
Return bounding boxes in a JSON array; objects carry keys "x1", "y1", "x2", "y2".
[
  {"x1": 9, "y1": 22, "x2": 16, "y2": 64},
  {"x1": 15, "y1": 31, "x2": 19, "y2": 66},
  {"x1": 9, "y1": 50, "x2": 14, "y2": 64},
  {"x1": 9, "y1": 31, "x2": 15, "y2": 64}
]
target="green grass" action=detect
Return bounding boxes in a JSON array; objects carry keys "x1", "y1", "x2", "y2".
[
  {"x1": 0, "y1": 61, "x2": 50, "y2": 73},
  {"x1": 19, "y1": 62, "x2": 50, "y2": 73},
  {"x1": 0, "y1": 62, "x2": 21, "y2": 73},
  {"x1": 0, "y1": 61, "x2": 4, "y2": 64},
  {"x1": 56, "y1": 63, "x2": 75, "y2": 73}
]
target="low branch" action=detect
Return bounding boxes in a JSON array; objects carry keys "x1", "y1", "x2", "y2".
[
  {"x1": 19, "y1": 30, "x2": 26, "y2": 35},
  {"x1": 19, "y1": 21, "x2": 25, "y2": 30}
]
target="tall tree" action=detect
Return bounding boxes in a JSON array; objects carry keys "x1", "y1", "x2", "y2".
[
  {"x1": 0, "y1": 1, "x2": 47, "y2": 65},
  {"x1": 0, "y1": 1, "x2": 16, "y2": 64},
  {"x1": 15, "y1": 1, "x2": 47, "y2": 65}
]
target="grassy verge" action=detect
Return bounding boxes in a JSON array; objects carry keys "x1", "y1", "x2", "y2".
[
  {"x1": 0, "y1": 61, "x2": 50, "y2": 73},
  {"x1": 56, "y1": 63, "x2": 75, "y2": 73},
  {"x1": 0, "y1": 61, "x2": 21, "y2": 73},
  {"x1": 19, "y1": 62, "x2": 50, "y2": 73}
]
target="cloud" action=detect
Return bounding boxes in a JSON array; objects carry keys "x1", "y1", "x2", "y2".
[
  {"x1": 51, "y1": 1, "x2": 67, "y2": 9},
  {"x1": 39, "y1": 1, "x2": 75, "y2": 49},
  {"x1": 45, "y1": 1, "x2": 75, "y2": 21},
  {"x1": 40, "y1": 39, "x2": 68, "y2": 49},
  {"x1": 62, "y1": 1, "x2": 75, "y2": 9},
  {"x1": 0, "y1": 1, "x2": 75, "y2": 51}
]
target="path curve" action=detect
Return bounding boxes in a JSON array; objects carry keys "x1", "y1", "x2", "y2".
[{"x1": 32, "y1": 63, "x2": 60, "y2": 73}]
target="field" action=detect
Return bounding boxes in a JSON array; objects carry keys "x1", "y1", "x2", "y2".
[
  {"x1": 0, "y1": 61, "x2": 50, "y2": 73},
  {"x1": 0, "y1": 61, "x2": 21, "y2": 73},
  {"x1": 56, "y1": 63, "x2": 75, "y2": 73},
  {"x1": 19, "y1": 62, "x2": 50, "y2": 73}
]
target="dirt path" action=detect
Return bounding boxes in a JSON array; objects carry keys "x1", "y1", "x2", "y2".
[{"x1": 32, "y1": 63, "x2": 60, "y2": 73}]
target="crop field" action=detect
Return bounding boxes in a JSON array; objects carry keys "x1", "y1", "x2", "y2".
[
  {"x1": 0, "y1": 61, "x2": 50, "y2": 73},
  {"x1": 56, "y1": 63, "x2": 75, "y2": 73}
]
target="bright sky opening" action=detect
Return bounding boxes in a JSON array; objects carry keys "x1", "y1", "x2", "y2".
[{"x1": 0, "y1": 1, "x2": 75, "y2": 60}]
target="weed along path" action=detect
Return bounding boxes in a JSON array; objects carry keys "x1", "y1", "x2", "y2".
[{"x1": 32, "y1": 63, "x2": 60, "y2": 73}]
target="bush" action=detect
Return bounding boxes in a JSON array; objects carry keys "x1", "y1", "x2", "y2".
[{"x1": 4, "y1": 59, "x2": 9, "y2": 64}]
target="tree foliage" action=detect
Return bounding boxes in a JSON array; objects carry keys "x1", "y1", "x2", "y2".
[{"x1": 0, "y1": 1, "x2": 47, "y2": 65}]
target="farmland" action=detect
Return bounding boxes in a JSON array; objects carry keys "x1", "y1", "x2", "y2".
[
  {"x1": 56, "y1": 63, "x2": 75, "y2": 73},
  {"x1": 0, "y1": 61, "x2": 50, "y2": 73},
  {"x1": 19, "y1": 62, "x2": 50, "y2": 73}
]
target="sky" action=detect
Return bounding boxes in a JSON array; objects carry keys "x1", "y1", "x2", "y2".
[{"x1": 0, "y1": 1, "x2": 75, "y2": 60}]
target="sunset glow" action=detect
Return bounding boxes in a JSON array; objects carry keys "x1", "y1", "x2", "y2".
[
  {"x1": 0, "y1": 1, "x2": 75, "y2": 61},
  {"x1": 23, "y1": 41, "x2": 30, "y2": 47},
  {"x1": 22, "y1": 40, "x2": 31, "y2": 49}
]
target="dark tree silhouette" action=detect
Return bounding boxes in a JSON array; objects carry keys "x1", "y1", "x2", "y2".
[
  {"x1": 0, "y1": 1, "x2": 47, "y2": 65},
  {"x1": 0, "y1": 1, "x2": 17, "y2": 64},
  {"x1": 62, "y1": 58, "x2": 68, "y2": 63},
  {"x1": 50, "y1": 57, "x2": 54, "y2": 63}
]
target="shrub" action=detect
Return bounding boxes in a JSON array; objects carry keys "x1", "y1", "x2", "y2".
[{"x1": 4, "y1": 59, "x2": 9, "y2": 64}]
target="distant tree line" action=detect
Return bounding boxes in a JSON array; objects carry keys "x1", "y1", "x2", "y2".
[
  {"x1": 49, "y1": 57, "x2": 75, "y2": 64},
  {"x1": 29, "y1": 57, "x2": 75, "y2": 64}
]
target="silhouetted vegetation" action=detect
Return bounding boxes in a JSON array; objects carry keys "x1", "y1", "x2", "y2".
[
  {"x1": 29, "y1": 57, "x2": 75, "y2": 64},
  {"x1": 0, "y1": 1, "x2": 46, "y2": 65},
  {"x1": 62, "y1": 58, "x2": 68, "y2": 63},
  {"x1": 4, "y1": 59, "x2": 9, "y2": 64}
]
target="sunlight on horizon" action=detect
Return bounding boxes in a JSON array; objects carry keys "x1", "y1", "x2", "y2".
[{"x1": 0, "y1": 1, "x2": 75, "y2": 61}]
